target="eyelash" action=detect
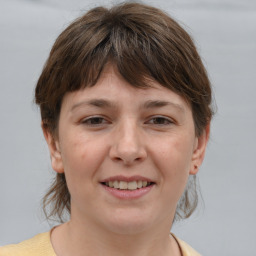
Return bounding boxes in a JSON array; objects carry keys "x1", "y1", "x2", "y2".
[
  {"x1": 81, "y1": 116, "x2": 109, "y2": 126},
  {"x1": 146, "y1": 116, "x2": 174, "y2": 126},
  {"x1": 81, "y1": 116, "x2": 173, "y2": 127}
]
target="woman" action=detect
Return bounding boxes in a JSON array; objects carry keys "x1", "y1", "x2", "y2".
[{"x1": 0, "y1": 2, "x2": 213, "y2": 256}]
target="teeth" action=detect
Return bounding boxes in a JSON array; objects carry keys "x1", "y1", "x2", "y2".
[
  {"x1": 128, "y1": 181, "x2": 137, "y2": 190},
  {"x1": 109, "y1": 181, "x2": 114, "y2": 188},
  {"x1": 104, "y1": 181, "x2": 152, "y2": 190},
  {"x1": 119, "y1": 181, "x2": 128, "y2": 189},
  {"x1": 113, "y1": 180, "x2": 119, "y2": 189}
]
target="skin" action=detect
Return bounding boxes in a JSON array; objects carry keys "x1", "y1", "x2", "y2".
[{"x1": 44, "y1": 65, "x2": 209, "y2": 256}]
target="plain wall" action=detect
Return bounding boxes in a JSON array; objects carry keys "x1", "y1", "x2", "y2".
[{"x1": 1, "y1": 0, "x2": 256, "y2": 255}]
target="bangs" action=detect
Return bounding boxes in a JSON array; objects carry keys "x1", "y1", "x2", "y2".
[
  {"x1": 54, "y1": 5, "x2": 188, "y2": 95},
  {"x1": 68, "y1": 27, "x2": 154, "y2": 91},
  {"x1": 60, "y1": 21, "x2": 171, "y2": 93}
]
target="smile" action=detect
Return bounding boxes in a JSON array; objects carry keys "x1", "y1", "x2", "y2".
[
  {"x1": 102, "y1": 181, "x2": 154, "y2": 190},
  {"x1": 100, "y1": 176, "x2": 155, "y2": 199}
]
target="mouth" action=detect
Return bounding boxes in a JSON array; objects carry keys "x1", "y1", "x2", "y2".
[
  {"x1": 100, "y1": 176, "x2": 155, "y2": 199},
  {"x1": 101, "y1": 180, "x2": 155, "y2": 190}
]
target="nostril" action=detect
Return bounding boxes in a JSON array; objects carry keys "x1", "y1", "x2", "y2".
[
  {"x1": 113, "y1": 157, "x2": 122, "y2": 162},
  {"x1": 109, "y1": 142, "x2": 147, "y2": 165}
]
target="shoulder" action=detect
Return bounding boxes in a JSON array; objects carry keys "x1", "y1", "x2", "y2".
[
  {"x1": 0, "y1": 232, "x2": 56, "y2": 256},
  {"x1": 172, "y1": 234, "x2": 202, "y2": 256}
]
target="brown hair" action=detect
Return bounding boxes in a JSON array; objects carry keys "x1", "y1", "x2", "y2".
[{"x1": 35, "y1": 2, "x2": 213, "y2": 222}]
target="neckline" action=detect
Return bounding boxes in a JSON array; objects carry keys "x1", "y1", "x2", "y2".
[
  {"x1": 171, "y1": 233, "x2": 184, "y2": 256},
  {"x1": 48, "y1": 227, "x2": 184, "y2": 256}
]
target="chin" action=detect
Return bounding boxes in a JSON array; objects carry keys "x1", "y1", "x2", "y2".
[
  {"x1": 101, "y1": 208, "x2": 157, "y2": 235},
  {"x1": 106, "y1": 221, "x2": 151, "y2": 235}
]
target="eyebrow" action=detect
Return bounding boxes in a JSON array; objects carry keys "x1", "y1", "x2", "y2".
[
  {"x1": 71, "y1": 99, "x2": 185, "y2": 112},
  {"x1": 71, "y1": 99, "x2": 117, "y2": 111},
  {"x1": 142, "y1": 100, "x2": 185, "y2": 112}
]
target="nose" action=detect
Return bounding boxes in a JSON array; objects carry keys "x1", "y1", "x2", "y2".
[{"x1": 109, "y1": 120, "x2": 147, "y2": 166}]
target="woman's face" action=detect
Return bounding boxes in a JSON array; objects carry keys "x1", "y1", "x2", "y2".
[{"x1": 45, "y1": 65, "x2": 208, "y2": 235}]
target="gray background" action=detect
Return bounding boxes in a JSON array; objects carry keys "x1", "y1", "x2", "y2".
[{"x1": 1, "y1": 0, "x2": 256, "y2": 255}]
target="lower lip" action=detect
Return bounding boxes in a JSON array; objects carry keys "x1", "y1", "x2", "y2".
[{"x1": 101, "y1": 184, "x2": 154, "y2": 199}]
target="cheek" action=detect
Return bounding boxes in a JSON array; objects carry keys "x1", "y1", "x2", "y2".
[
  {"x1": 60, "y1": 134, "x2": 106, "y2": 190},
  {"x1": 61, "y1": 131, "x2": 101, "y2": 166},
  {"x1": 151, "y1": 135, "x2": 194, "y2": 188},
  {"x1": 155, "y1": 136, "x2": 193, "y2": 168}
]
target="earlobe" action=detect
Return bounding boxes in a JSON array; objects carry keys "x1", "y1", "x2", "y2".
[
  {"x1": 189, "y1": 124, "x2": 210, "y2": 175},
  {"x1": 42, "y1": 123, "x2": 64, "y2": 173}
]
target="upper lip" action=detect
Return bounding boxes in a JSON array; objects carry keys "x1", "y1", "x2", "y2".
[{"x1": 100, "y1": 175, "x2": 155, "y2": 183}]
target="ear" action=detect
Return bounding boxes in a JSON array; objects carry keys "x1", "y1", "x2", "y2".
[
  {"x1": 42, "y1": 123, "x2": 64, "y2": 173},
  {"x1": 189, "y1": 123, "x2": 210, "y2": 175}
]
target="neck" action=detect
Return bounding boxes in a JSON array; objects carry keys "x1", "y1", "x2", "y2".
[{"x1": 51, "y1": 216, "x2": 181, "y2": 256}]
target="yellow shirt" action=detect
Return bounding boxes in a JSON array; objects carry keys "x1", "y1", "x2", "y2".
[{"x1": 0, "y1": 232, "x2": 201, "y2": 256}]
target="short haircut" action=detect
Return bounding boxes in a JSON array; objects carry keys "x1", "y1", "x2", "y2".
[{"x1": 35, "y1": 2, "x2": 214, "y2": 222}]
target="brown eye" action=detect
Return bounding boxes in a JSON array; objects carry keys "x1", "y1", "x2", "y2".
[
  {"x1": 148, "y1": 116, "x2": 173, "y2": 125},
  {"x1": 82, "y1": 117, "x2": 108, "y2": 126}
]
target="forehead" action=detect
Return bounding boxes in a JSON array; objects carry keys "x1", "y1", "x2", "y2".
[{"x1": 61, "y1": 65, "x2": 191, "y2": 114}]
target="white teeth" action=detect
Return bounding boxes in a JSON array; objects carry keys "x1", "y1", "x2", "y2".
[
  {"x1": 142, "y1": 181, "x2": 147, "y2": 187},
  {"x1": 105, "y1": 180, "x2": 152, "y2": 190},
  {"x1": 113, "y1": 180, "x2": 119, "y2": 189},
  {"x1": 119, "y1": 181, "x2": 128, "y2": 189},
  {"x1": 127, "y1": 181, "x2": 137, "y2": 190}
]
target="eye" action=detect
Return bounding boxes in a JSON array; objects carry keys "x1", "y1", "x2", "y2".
[
  {"x1": 81, "y1": 116, "x2": 109, "y2": 126},
  {"x1": 147, "y1": 116, "x2": 173, "y2": 125}
]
